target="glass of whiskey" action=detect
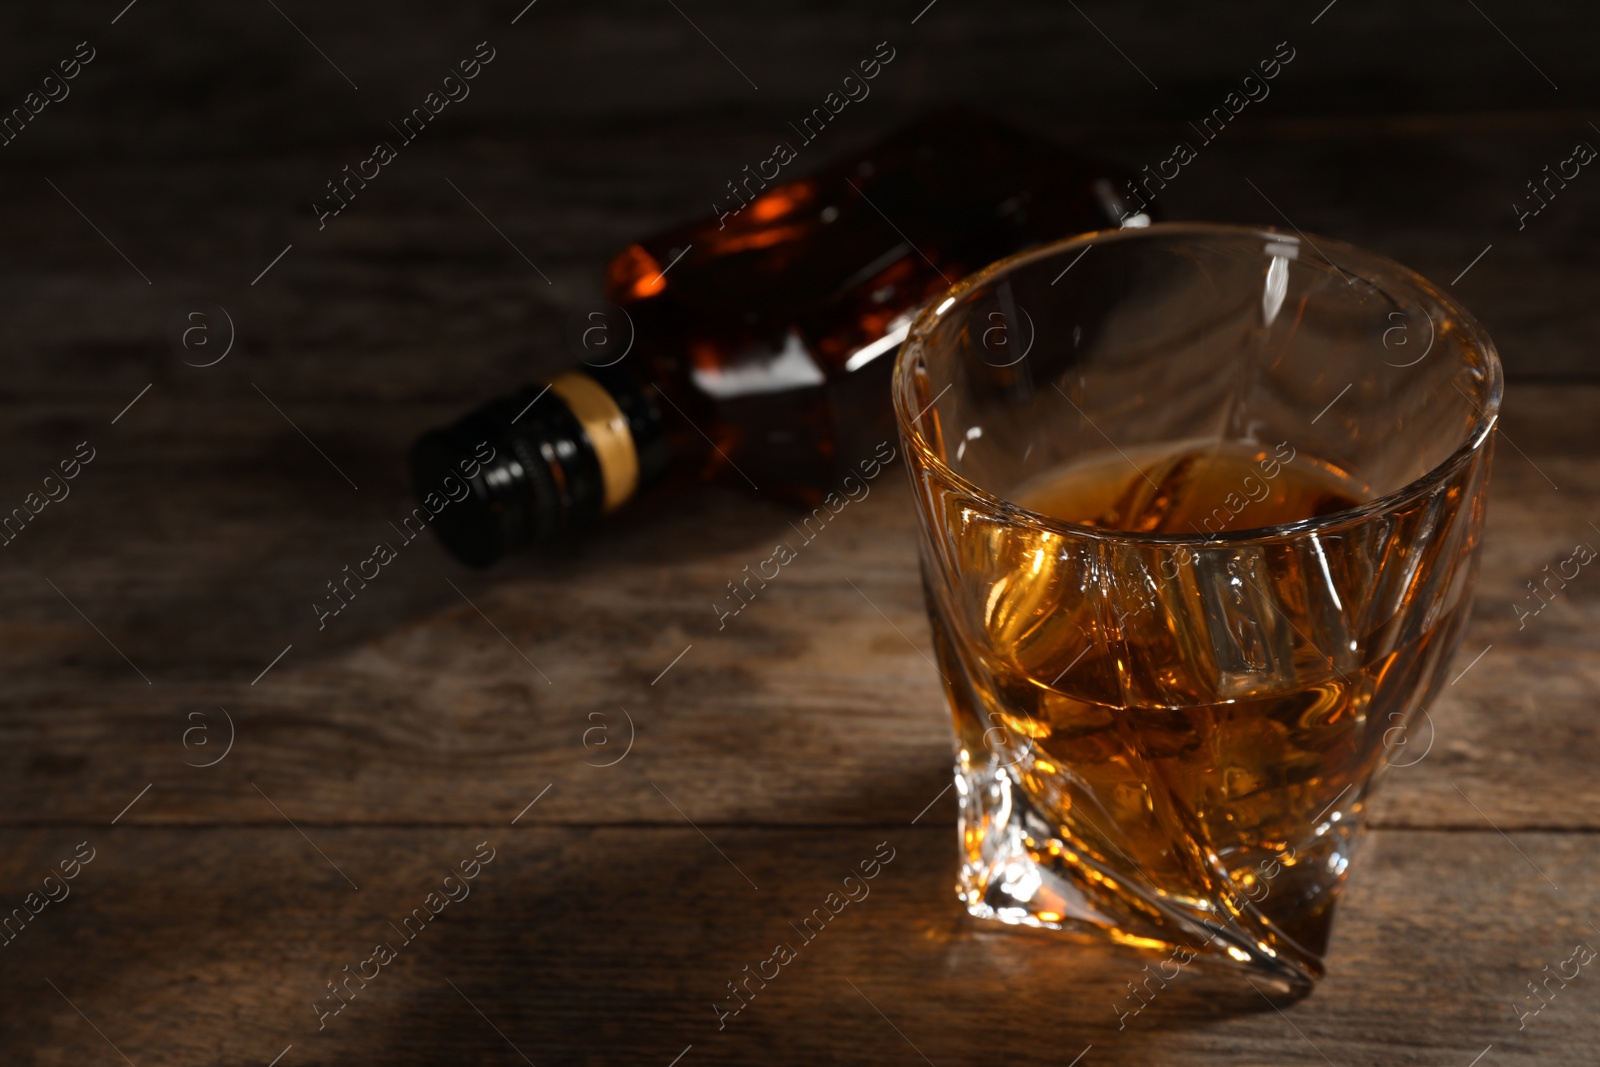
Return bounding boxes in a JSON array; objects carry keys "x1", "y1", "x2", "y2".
[{"x1": 893, "y1": 222, "x2": 1501, "y2": 992}]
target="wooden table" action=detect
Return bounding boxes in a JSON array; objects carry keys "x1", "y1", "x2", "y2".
[{"x1": 3, "y1": 2, "x2": 1597, "y2": 1063}]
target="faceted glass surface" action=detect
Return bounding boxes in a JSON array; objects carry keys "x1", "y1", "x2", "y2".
[{"x1": 893, "y1": 223, "x2": 1501, "y2": 992}]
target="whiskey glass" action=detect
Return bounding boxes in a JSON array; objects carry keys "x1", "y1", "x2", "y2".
[{"x1": 893, "y1": 222, "x2": 1500, "y2": 992}]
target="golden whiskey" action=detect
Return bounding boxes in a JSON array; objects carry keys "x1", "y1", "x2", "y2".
[{"x1": 928, "y1": 439, "x2": 1467, "y2": 981}]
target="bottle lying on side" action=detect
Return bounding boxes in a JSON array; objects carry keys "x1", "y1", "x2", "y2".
[{"x1": 410, "y1": 107, "x2": 1143, "y2": 567}]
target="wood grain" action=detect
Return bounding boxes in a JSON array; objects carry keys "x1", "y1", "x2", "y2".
[
  {"x1": 0, "y1": 385, "x2": 1593, "y2": 830},
  {"x1": 0, "y1": 825, "x2": 1594, "y2": 1066},
  {"x1": 2, "y1": 1, "x2": 1598, "y2": 1064}
]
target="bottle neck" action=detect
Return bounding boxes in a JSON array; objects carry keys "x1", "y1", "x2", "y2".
[
  {"x1": 409, "y1": 363, "x2": 670, "y2": 567},
  {"x1": 545, "y1": 371, "x2": 640, "y2": 513}
]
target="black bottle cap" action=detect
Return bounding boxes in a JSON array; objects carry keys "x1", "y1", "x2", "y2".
[{"x1": 410, "y1": 365, "x2": 669, "y2": 568}]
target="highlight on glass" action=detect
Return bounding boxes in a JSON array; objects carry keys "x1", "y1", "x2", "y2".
[{"x1": 893, "y1": 222, "x2": 1501, "y2": 993}]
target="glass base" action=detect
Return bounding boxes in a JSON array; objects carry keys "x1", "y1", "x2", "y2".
[{"x1": 953, "y1": 755, "x2": 1338, "y2": 996}]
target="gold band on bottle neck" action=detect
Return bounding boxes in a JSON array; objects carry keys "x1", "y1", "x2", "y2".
[{"x1": 547, "y1": 371, "x2": 639, "y2": 512}]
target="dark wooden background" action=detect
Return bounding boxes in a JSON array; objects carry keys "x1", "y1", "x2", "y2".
[{"x1": 2, "y1": 1, "x2": 1597, "y2": 1064}]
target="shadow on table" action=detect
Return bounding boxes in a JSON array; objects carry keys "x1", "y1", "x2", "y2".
[{"x1": 358, "y1": 817, "x2": 1289, "y2": 1066}]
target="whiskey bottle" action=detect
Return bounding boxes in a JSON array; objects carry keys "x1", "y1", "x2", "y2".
[{"x1": 410, "y1": 108, "x2": 1140, "y2": 567}]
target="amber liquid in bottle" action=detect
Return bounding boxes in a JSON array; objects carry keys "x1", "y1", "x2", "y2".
[
  {"x1": 957, "y1": 440, "x2": 1436, "y2": 965},
  {"x1": 604, "y1": 107, "x2": 1134, "y2": 503},
  {"x1": 412, "y1": 110, "x2": 1135, "y2": 567}
]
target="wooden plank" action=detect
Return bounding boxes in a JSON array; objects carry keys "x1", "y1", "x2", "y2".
[
  {"x1": 0, "y1": 386, "x2": 1593, "y2": 829},
  {"x1": 0, "y1": 825, "x2": 1592, "y2": 1065},
  {"x1": 3, "y1": 1, "x2": 1599, "y2": 160},
  {"x1": 4, "y1": 120, "x2": 1600, "y2": 385}
]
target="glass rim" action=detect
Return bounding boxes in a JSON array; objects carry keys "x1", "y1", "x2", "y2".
[{"x1": 892, "y1": 221, "x2": 1504, "y2": 547}]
